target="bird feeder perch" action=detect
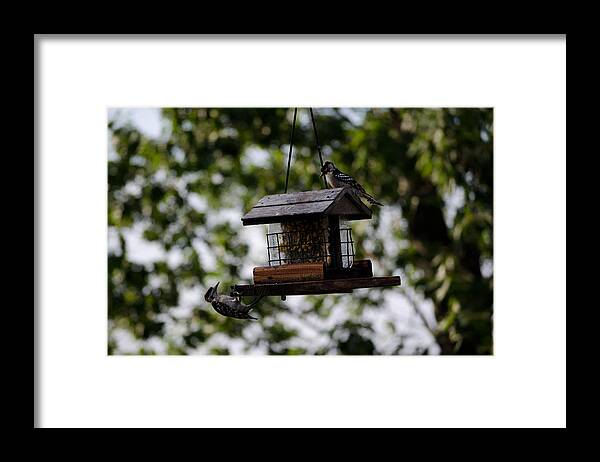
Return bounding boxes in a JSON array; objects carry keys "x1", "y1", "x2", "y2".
[{"x1": 233, "y1": 187, "x2": 401, "y2": 297}]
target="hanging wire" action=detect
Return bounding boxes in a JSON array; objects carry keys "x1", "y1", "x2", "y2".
[
  {"x1": 284, "y1": 108, "x2": 298, "y2": 194},
  {"x1": 309, "y1": 108, "x2": 328, "y2": 188},
  {"x1": 283, "y1": 107, "x2": 328, "y2": 192}
]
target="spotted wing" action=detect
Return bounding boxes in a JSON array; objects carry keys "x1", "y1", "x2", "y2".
[
  {"x1": 335, "y1": 170, "x2": 367, "y2": 194},
  {"x1": 211, "y1": 300, "x2": 254, "y2": 320}
]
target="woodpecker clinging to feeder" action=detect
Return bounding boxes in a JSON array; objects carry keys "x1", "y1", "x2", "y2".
[
  {"x1": 320, "y1": 161, "x2": 384, "y2": 206},
  {"x1": 204, "y1": 282, "x2": 260, "y2": 320}
]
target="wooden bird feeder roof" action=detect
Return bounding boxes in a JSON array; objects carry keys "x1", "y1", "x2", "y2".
[{"x1": 241, "y1": 187, "x2": 372, "y2": 226}]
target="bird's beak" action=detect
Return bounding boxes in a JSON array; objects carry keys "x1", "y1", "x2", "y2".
[
  {"x1": 205, "y1": 286, "x2": 214, "y2": 301},
  {"x1": 320, "y1": 168, "x2": 326, "y2": 177},
  {"x1": 214, "y1": 281, "x2": 220, "y2": 291}
]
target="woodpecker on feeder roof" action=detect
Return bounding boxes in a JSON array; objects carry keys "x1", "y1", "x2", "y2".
[{"x1": 320, "y1": 161, "x2": 384, "y2": 207}]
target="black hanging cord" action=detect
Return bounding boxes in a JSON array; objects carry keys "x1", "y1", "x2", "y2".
[
  {"x1": 284, "y1": 108, "x2": 298, "y2": 194},
  {"x1": 283, "y1": 107, "x2": 328, "y2": 192},
  {"x1": 309, "y1": 108, "x2": 328, "y2": 188}
]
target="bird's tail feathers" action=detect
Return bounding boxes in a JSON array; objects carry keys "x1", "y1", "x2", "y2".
[{"x1": 362, "y1": 192, "x2": 384, "y2": 207}]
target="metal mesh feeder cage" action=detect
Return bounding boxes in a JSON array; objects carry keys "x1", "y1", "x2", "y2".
[
  {"x1": 266, "y1": 218, "x2": 354, "y2": 268},
  {"x1": 234, "y1": 187, "x2": 401, "y2": 297}
]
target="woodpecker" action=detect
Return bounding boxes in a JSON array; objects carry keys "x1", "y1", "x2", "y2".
[
  {"x1": 204, "y1": 282, "x2": 260, "y2": 320},
  {"x1": 320, "y1": 161, "x2": 384, "y2": 206}
]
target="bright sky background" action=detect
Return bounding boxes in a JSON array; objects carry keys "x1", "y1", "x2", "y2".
[{"x1": 108, "y1": 107, "x2": 441, "y2": 355}]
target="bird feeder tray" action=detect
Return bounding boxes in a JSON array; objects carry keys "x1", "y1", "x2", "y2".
[
  {"x1": 237, "y1": 187, "x2": 401, "y2": 297},
  {"x1": 234, "y1": 276, "x2": 401, "y2": 297}
]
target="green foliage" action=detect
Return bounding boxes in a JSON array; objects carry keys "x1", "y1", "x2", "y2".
[{"x1": 108, "y1": 108, "x2": 493, "y2": 355}]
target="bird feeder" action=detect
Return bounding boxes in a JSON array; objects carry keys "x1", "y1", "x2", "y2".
[{"x1": 233, "y1": 187, "x2": 401, "y2": 297}]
